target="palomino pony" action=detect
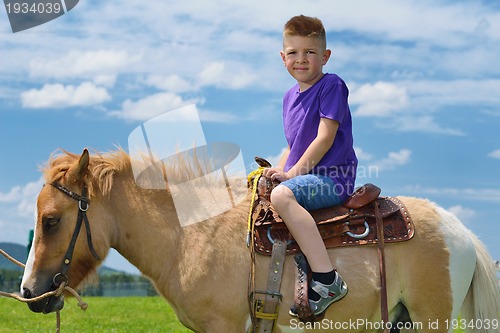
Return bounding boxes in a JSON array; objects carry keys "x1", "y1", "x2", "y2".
[{"x1": 21, "y1": 149, "x2": 499, "y2": 332}]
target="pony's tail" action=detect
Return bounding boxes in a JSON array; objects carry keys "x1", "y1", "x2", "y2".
[{"x1": 461, "y1": 232, "x2": 500, "y2": 333}]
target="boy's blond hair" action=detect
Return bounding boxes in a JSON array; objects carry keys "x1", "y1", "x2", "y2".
[{"x1": 283, "y1": 15, "x2": 326, "y2": 49}]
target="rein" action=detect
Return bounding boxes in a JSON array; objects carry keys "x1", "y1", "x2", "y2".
[{"x1": 50, "y1": 182, "x2": 101, "y2": 287}]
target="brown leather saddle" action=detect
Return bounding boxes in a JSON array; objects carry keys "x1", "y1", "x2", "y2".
[{"x1": 250, "y1": 173, "x2": 414, "y2": 256}]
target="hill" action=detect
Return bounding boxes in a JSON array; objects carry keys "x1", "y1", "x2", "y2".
[
  {"x1": 0, "y1": 242, "x2": 26, "y2": 271},
  {"x1": 0, "y1": 242, "x2": 132, "y2": 275}
]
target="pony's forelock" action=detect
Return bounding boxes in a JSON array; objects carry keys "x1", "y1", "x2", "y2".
[{"x1": 42, "y1": 149, "x2": 80, "y2": 183}]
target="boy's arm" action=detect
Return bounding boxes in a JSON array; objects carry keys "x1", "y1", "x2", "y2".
[{"x1": 271, "y1": 118, "x2": 339, "y2": 181}]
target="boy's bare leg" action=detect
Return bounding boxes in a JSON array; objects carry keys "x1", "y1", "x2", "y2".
[
  {"x1": 271, "y1": 184, "x2": 348, "y2": 316},
  {"x1": 270, "y1": 185, "x2": 333, "y2": 273}
]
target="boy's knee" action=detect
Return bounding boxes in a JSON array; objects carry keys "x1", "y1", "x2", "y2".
[{"x1": 270, "y1": 185, "x2": 295, "y2": 210}]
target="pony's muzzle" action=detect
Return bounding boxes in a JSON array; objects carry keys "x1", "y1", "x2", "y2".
[{"x1": 22, "y1": 286, "x2": 65, "y2": 314}]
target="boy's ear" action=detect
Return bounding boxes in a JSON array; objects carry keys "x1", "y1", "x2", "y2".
[
  {"x1": 280, "y1": 50, "x2": 286, "y2": 64},
  {"x1": 322, "y1": 49, "x2": 332, "y2": 65}
]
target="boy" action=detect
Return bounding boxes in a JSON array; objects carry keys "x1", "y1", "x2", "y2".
[{"x1": 263, "y1": 15, "x2": 357, "y2": 316}]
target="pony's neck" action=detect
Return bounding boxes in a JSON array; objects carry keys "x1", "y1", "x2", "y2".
[
  {"x1": 108, "y1": 174, "x2": 182, "y2": 281},
  {"x1": 107, "y1": 173, "x2": 250, "y2": 298}
]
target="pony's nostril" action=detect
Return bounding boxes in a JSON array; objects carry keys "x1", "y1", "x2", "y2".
[{"x1": 23, "y1": 288, "x2": 33, "y2": 299}]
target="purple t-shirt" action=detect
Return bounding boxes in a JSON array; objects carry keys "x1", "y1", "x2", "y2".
[{"x1": 283, "y1": 73, "x2": 357, "y2": 201}]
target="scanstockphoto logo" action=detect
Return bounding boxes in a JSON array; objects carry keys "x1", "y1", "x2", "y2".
[{"x1": 3, "y1": 0, "x2": 79, "y2": 33}]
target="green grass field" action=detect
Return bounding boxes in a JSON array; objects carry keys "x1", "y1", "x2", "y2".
[
  {"x1": 0, "y1": 297, "x2": 191, "y2": 333},
  {"x1": 0, "y1": 296, "x2": 467, "y2": 332}
]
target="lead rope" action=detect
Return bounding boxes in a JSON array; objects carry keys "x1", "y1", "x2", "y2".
[{"x1": 0, "y1": 249, "x2": 88, "y2": 332}]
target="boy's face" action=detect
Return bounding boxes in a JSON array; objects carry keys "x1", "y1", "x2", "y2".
[{"x1": 281, "y1": 35, "x2": 331, "y2": 91}]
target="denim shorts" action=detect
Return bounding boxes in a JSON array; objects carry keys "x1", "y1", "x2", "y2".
[{"x1": 279, "y1": 174, "x2": 343, "y2": 211}]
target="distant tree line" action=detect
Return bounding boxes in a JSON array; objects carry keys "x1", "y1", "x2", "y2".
[
  {"x1": 0, "y1": 269, "x2": 157, "y2": 297},
  {"x1": 81, "y1": 272, "x2": 158, "y2": 296},
  {"x1": 0, "y1": 268, "x2": 22, "y2": 292}
]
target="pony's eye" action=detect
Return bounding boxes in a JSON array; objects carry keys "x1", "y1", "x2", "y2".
[{"x1": 43, "y1": 217, "x2": 61, "y2": 230}]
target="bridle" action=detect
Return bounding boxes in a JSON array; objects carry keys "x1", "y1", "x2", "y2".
[{"x1": 50, "y1": 182, "x2": 101, "y2": 287}]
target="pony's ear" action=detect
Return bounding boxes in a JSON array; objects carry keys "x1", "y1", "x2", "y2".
[{"x1": 67, "y1": 149, "x2": 90, "y2": 183}]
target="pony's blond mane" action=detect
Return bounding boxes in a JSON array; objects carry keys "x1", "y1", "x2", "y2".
[
  {"x1": 42, "y1": 148, "x2": 243, "y2": 199},
  {"x1": 42, "y1": 148, "x2": 132, "y2": 197}
]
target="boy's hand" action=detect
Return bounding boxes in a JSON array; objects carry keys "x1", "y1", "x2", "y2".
[{"x1": 263, "y1": 168, "x2": 291, "y2": 182}]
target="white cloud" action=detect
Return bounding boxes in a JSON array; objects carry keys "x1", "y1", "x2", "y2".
[
  {"x1": 488, "y1": 149, "x2": 500, "y2": 159},
  {"x1": 21, "y1": 82, "x2": 111, "y2": 109},
  {"x1": 386, "y1": 115, "x2": 465, "y2": 136},
  {"x1": 198, "y1": 62, "x2": 257, "y2": 90},
  {"x1": 0, "y1": 186, "x2": 22, "y2": 203},
  {"x1": 0, "y1": 178, "x2": 43, "y2": 207},
  {"x1": 327, "y1": 1, "x2": 500, "y2": 47},
  {"x1": 4, "y1": 1, "x2": 500, "y2": 126},
  {"x1": 199, "y1": 62, "x2": 225, "y2": 86},
  {"x1": 28, "y1": 49, "x2": 140, "y2": 79},
  {"x1": 145, "y1": 75, "x2": 193, "y2": 93},
  {"x1": 0, "y1": 216, "x2": 34, "y2": 246},
  {"x1": 93, "y1": 75, "x2": 117, "y2": 88},
  {"x1": 108, "y1": 92, "x2": 201, "y2": 122},
  {"x1": 448, "y1": 205, "x2": 477, "y2": 224},
  {"x1": 350, "y1": 78, "x2": 500, "y2": 136},
  {"x1": 407, "y1": 79, "x2": 500, "y2": 109},
  {"x1": 15, "y1": 179, "x2": 43, "y2": 218},
  {"x1": 354, "y1": 146, "x2": 374, "y2": 162},
  {"x1": 403, "y1": 185, "x2": 500, "y2": 203},
  {"x1": 350, "y1": 82, "x2": 409, "y2": 117},
  {"x1": 0, "y1": 178, "x2": 43, "y2": 244},
  {"x1": 198, "y1": 109, "x2": 240, "y2": 123},
  {"x1": 372, "y1": 149, "x2": 411, "y2": 172}
]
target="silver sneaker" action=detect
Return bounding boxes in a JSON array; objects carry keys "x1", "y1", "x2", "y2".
[
  {"x1": 289, "y1": 273, "x2": 348, "y2": 317},
  {"x1": 309, "y1": 273, "x2": 348, "y2": 315}
]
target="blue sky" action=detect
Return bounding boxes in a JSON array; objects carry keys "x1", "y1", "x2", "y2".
[{"x1": 1, "y1": 0, "x2": 500, "y2": 274}]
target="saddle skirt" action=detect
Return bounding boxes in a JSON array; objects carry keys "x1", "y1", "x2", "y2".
[{"x1": 250, "y1": 177, "x2": 414, "y2": 256}]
